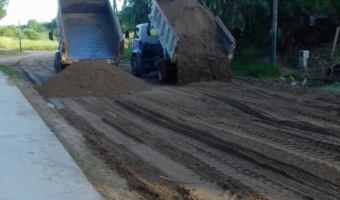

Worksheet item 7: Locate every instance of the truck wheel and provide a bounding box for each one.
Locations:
[54,52,62,73]
[131,54,142,77]
[158,62,170,83]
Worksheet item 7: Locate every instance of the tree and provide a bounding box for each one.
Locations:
[119,0,151,30]
[0,0,8,20]
[27,19,46,32]
[118,0,340,57]
[43,18,58,37]
[43,18,57,30]
[202,0,340,56]
[276,0,340,56]
[201,0,271,51]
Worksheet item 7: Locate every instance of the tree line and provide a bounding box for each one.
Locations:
[119,0,340,57]
[0,1,57,40]
[0,19,57,40]
[0,0,7,20]
[1,0,339,55]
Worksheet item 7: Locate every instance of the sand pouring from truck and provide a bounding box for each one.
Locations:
[51,0,123,73]
[128,0,236,84]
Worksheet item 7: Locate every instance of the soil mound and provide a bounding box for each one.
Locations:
[157,0,231,85]
[38,60,148,97]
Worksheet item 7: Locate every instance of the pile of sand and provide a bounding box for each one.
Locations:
[157,0,231,85]
[38,60,147,97]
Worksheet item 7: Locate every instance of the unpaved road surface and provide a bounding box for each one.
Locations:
[0,51,55,85]
[2,52,340,200]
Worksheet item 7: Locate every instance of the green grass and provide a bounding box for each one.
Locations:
[0,64,15,76]
[121,32,135,63]
[231,61,281,78]
[230,46,281,78]
[122,46,131,63]
[0,36,58,51]
[311,82,340,92]
[325,82,340,88]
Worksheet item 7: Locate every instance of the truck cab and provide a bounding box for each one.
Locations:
[130,23,165,79]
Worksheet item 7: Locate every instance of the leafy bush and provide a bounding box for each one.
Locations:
[27,19,46,32]
[0,27,15,37]
[0,25,18,37]
[122,46,132,62]
[22,29,39,40]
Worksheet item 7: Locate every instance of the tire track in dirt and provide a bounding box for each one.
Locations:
[108,98,340,200]
[189,87,340,155]
[76,97,291,199]
[210,87,340,128]
[142,94,340,163]
[64,94,340,200]
[62,98,233,200]
[213,80,340,119]
[161,87,340,185]
[144,90,340,145]
[102,113,302,200]
[180,86,340,139]
[76,97,311,199]
[140,88,340,161]
[75,97,257,199]
[57,79,340,199]
[202,92,339,138]
[179,86,340,145]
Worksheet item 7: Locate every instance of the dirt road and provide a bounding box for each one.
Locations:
[3,52,340,200]
[0,51,55,85]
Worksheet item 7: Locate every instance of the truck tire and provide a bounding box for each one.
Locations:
[54,52,67,73]
[158,62,170,83]
[54,52,62,73]
[131,54,142,77]
[158,60,177,83]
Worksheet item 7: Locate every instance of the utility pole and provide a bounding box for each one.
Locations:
[270,0,278,66]
[18,21,22,52]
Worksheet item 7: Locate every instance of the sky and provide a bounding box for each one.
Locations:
[0,0,123,26]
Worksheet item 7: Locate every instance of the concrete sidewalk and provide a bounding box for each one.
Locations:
[0,72,101,200]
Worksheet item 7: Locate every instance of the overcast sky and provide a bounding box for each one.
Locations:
[0,0,123,26]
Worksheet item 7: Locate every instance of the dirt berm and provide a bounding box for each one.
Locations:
[38,60,148,98]
[157,0,231,85]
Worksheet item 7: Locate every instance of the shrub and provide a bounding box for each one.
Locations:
[0,26,18,37]
[22,29,39,40]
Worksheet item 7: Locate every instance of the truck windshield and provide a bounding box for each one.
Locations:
[148,28,158,36]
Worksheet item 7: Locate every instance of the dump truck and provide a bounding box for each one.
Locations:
[129,0,236,83]
[52,0,122,73]
[130,23,171,82]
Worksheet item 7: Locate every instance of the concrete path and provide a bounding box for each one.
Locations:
[0,72,101,200]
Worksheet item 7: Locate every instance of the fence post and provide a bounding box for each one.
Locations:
[18,21,22,52]
[330,27,340,60]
